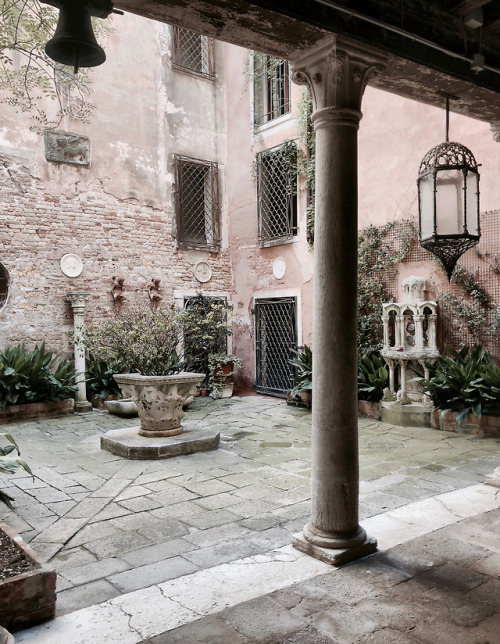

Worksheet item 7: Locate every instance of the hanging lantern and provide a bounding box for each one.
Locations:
[417,96,481,280]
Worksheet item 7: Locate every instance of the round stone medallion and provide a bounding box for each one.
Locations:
[273,257,286,280]
[194,261,212,283]
[60,253,83,278]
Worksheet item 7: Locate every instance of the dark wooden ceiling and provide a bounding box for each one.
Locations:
[115,0,500,122]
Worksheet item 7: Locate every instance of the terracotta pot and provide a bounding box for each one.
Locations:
[114,372,204,437]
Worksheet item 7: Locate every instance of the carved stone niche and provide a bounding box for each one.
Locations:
[44,129,91,166]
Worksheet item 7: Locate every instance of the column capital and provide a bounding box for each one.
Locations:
[66,291,90,314]
[291,36,386,113]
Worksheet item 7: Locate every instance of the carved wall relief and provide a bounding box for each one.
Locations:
[44,129,91,166]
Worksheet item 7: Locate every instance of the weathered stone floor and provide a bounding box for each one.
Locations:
[1,395,499,642]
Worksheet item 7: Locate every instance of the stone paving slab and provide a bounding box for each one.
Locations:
[2,395,499,639]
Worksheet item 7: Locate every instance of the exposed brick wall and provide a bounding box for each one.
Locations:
[0,152,233,358]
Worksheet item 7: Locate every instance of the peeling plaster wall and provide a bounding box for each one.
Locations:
[0,13,232,355]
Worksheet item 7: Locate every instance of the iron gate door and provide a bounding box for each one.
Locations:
[255,297,297,396]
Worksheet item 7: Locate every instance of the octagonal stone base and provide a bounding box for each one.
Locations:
[100,424,220,460]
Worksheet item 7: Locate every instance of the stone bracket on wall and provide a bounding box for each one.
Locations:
[44,129,91,166]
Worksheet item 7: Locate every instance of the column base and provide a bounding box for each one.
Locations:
[74,400,93,413]
[292,531,377,566]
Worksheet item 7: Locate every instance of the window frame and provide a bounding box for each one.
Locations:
[253,53,291,129]
[0,263,9,311]
[256,143,299,247]
[171,26,216,80]
[173,154,221,252]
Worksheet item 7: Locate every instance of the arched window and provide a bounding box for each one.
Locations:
[0,264,9,310]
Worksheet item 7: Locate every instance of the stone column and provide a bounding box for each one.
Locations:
[428,314,438,350]
[414,314,424,350]
[67,291,92,413]
[290,38,385,564]
[396,314,405,348]
[382,314,390,350]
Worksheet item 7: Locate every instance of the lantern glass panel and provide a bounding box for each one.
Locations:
[419,174,434,239]
[436,169,464,235]
[466,172,479,236]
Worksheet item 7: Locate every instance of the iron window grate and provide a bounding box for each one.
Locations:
[174,155,220,251]
[171,26,215,80]
[255,297,297,396]
[253,54,291,128]
[257,144,298,245]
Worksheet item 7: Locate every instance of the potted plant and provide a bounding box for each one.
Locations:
[182,294,233,392]
[208,353,242,398]
[357,352,389,419]
[288,345,312,408]
[85,304,205,437]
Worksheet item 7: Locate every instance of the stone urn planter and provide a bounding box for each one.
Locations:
[114,372,205,437]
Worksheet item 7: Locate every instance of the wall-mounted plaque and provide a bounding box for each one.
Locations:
[273,257,286,280]
[60,254,84,278]
[194,261,212,283]
[45,129,91,166]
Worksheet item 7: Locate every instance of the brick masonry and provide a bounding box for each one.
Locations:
[0,151,233,357]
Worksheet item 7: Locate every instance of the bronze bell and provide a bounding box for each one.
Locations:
[43,1,114,74]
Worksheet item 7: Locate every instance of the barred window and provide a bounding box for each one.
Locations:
[0,263,9,310]
[174,156,220,251]
[253,53,290,128]
[171,26,215,80]
[257,143,298,246]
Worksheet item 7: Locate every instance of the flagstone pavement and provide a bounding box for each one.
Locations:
[1,395,499,643]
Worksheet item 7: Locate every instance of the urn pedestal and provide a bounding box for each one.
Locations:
[114,372,204,437]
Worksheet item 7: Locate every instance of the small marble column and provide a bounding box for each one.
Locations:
[396,315,405,348]
[414,314,424,350]
[67,291,92,413]
[290,38,385,565]
[382,314,390,350]
[428,314,438,350]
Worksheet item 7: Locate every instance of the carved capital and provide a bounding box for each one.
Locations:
[66,291,90,314]
[291,37,386,113]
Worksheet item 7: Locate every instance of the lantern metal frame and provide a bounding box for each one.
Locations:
[417,96,481,280]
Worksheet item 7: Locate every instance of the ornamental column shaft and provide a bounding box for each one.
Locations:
[291,38,385,564]
[67,291,92,413]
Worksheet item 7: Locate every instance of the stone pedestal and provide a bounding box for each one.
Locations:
[290,38,385,562]
[66,291,92,413]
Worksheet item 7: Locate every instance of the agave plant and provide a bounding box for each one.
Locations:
[289,345,312,396]
[357,353,389,402]
[0,343,77,408]
[0,433,32,508]
[85,355,123,401]
[418,345,500,426]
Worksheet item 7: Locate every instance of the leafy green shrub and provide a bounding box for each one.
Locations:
[85,355,123,401]
[0,343,76,408]
[289,345,312,396]
[357,353,389,402]
[1,433,32,508]
[183,295,233,385]
[419,345,500,425]
[85,305,185,377]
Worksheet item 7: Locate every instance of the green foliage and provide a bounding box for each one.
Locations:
[85,355,123,400]
[0,0,111,129]
[289,345,312,396]
[357,221,417,354]
[438,294,488,340]
[451,265,490,305]
[418,345,500,425]
[208,353,242,398]
[357,353,389,402]
[296,89,315,245]
[85,305,187,377]
[0,433,33,508]
[0,343,76,408]
[183,294,233,385]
